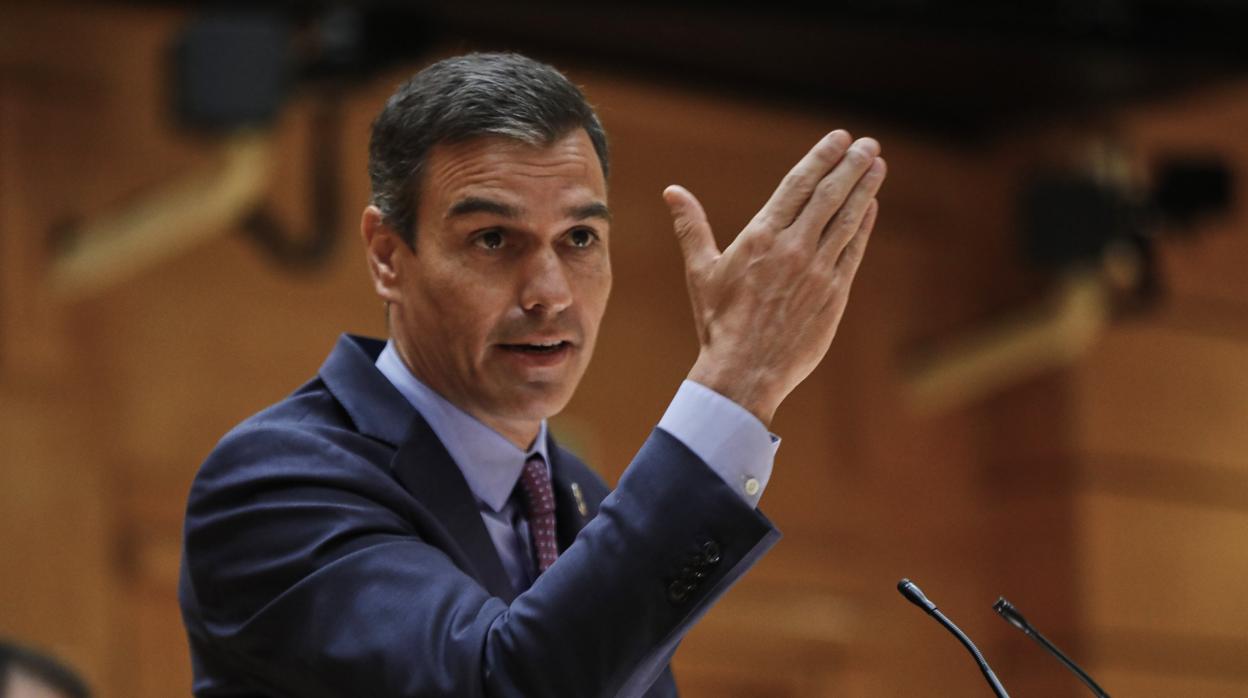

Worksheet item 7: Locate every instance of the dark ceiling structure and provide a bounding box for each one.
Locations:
[142,1,1243,283]
[148,0,1248,140]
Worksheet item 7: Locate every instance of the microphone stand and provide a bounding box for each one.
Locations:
[993,598,1110,697]
[898,579,1011,697]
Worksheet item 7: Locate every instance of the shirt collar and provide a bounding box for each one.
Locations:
[376,340,549,513]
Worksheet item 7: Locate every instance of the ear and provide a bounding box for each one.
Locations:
[360,205,407,303]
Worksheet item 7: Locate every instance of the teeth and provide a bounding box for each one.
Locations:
[530,341,562,347]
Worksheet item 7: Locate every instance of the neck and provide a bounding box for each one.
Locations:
[390,335,542,451]
[492,420,543,451]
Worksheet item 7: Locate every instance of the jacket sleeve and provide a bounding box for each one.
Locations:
[181,425,780,697]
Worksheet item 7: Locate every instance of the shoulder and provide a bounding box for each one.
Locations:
[192,378,399,501]
[183,380,421,623]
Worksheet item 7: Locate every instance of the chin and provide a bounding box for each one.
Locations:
[502,385,576,421]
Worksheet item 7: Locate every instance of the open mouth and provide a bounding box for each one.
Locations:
[499,341,570,354]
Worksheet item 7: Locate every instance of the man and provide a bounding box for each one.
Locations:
[180,52,885,697]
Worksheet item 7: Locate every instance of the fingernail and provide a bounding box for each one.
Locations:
[828,130,851,146]
[854,137,880,156]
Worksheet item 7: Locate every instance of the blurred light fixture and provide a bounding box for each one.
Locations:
[905,144,1232,412]
[48,6,435,295]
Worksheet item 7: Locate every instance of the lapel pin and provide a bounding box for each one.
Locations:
[570,482,589,518]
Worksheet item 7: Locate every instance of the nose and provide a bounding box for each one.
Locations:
[519,247,573,315]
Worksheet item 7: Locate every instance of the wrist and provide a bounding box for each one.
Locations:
[687,353,778,427]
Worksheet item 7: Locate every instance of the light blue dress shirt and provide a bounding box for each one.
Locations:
[376,340,777,591]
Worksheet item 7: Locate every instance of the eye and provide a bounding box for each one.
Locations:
[474,229,505,250]
[568,227,599,248]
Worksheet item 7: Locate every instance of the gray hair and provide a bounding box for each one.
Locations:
[367,52,610,246]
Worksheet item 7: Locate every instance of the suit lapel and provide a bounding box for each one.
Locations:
[547,440,601,552]
[390,413,519,603]
[320,334,518,601]
[318,334,412,446]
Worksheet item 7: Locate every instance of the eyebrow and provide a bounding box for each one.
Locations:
[568,201,612,223]
[447,197,519,220]
[445,197,612,223]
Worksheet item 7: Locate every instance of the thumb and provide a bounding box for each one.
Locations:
[663,185,717,274]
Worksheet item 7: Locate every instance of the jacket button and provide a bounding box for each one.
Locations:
[668,580,693,603]
[700,540,721,566]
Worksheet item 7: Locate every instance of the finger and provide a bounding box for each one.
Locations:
[755,130,853,229]
[835,197,878,279]
[663,184,718,275]
[791,138,882,245]
[817,156,886,256]
[816,199,877,323]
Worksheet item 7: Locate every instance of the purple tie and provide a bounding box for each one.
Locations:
[518,454,559,575]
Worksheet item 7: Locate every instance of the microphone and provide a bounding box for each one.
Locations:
[993,597,1110,697]
[897,578,1010,698]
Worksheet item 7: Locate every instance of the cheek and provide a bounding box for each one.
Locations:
[583,264,612,319]
[406,269,477,339]
[428,276,509,344]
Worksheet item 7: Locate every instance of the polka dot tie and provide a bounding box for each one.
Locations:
[518,454,559,575]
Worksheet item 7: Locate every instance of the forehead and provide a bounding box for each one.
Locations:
[418,130,607,216]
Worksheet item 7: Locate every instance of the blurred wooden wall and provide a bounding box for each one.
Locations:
[2,4,1246,697]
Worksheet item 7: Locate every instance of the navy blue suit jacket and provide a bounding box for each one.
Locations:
[180,335,780,697]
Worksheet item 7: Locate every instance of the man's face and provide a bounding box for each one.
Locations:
[382,129,611,446]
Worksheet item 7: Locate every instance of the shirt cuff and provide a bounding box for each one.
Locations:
[657,380,780,508]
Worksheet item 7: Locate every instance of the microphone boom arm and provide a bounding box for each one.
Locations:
[994,597,1110,697]
[898,579,1011,698]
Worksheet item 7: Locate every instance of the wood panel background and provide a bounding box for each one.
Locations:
[2,4,1246,696]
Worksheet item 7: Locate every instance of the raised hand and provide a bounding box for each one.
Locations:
[663,130,885,426]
